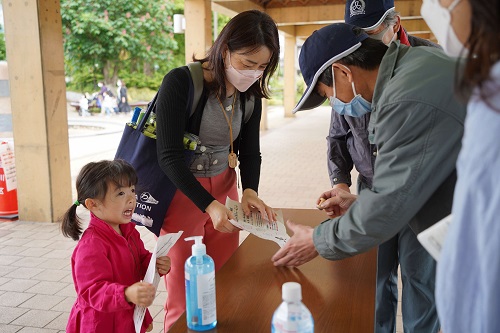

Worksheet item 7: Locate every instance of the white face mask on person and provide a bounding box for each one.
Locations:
[421,0,467,57]
[329,64,372,118]
[369,24,397,46]
[225,52,264,92]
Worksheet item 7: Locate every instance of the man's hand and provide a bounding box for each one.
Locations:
[317,187,358,218]
[271,220,318,267]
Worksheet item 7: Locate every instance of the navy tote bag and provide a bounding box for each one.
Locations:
[114,93,194,236]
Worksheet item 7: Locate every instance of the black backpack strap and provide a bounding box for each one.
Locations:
[244,95,254,123]
[187,62,204,118]
[180,62,208,136]
[188,88,208,136]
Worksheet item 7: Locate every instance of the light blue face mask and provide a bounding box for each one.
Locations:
[329,64,372,117]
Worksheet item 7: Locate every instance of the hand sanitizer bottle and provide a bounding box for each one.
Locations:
[184,236,217,331]
[271,282,314,333]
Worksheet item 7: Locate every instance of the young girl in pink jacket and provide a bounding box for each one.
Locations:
[61,159,171,333]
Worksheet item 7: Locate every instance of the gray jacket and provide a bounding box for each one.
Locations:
[314,42,466,260]
[327,32,441,189]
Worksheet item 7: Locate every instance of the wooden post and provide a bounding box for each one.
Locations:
[3,0,72,222]
[185,0,213,64]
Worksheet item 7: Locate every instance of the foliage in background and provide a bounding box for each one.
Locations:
[215,13,231,36]
[0,24,5,61]
[61,0,178,94]
[60,2,287,106]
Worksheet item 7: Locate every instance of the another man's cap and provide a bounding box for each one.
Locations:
[344,0,395,30]
[292,23,368,114]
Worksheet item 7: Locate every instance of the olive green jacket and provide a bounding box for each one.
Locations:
[313,42,466,260]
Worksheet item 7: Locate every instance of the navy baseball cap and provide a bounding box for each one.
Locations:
[292,23,369,114]
[345,0,395,30]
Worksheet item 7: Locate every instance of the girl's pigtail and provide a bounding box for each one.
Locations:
[60,201,83,241]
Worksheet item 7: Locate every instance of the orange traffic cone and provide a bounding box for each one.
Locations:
[0,141,18,220]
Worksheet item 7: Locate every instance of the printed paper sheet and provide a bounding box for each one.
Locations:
[225,197,289,247]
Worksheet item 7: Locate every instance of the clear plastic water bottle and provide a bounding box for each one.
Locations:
[271,282,314,333]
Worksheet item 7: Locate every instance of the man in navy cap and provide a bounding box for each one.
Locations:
[326,2,441,332]
[272,23,466,333]
[345,0,438,47]
[328,1,440,198]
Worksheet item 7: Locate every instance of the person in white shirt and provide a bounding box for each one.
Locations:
[421,0,500,332]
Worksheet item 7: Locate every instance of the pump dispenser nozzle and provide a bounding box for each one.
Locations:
[185,236,206,257]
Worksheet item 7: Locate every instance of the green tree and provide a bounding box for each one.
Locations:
[61,0,177,91]
[0,24,6,61]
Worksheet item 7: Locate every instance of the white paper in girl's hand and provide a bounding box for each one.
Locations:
[133,231,183,333]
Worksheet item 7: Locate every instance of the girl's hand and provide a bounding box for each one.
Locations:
[124,281,155,307]
[156,256,171,276]
[146,323,153,332]
[205,200,240,233]
[241,189,276,222]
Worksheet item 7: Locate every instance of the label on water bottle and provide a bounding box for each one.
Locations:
[271,303,314,333]
[197,272,216,325]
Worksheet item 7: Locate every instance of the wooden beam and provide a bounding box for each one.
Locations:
[295,24,327,38]
[393,0,425,16]
[212,0,263,16]
[210,0,425,26]
[400,17,431,32]
[267,5,345,25]
[280,18,431,39]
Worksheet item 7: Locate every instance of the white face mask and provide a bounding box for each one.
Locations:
[421,0,467,57]
[225,52,264,92]
[369,25,397,46]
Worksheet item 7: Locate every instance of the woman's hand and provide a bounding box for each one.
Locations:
[241,189,276,222]
[205,200,241,233]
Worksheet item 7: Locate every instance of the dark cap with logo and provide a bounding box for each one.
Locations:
[344,0,395,30]
[292,23,369,113]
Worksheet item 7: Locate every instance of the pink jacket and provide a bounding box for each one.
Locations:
[67,214,153,333]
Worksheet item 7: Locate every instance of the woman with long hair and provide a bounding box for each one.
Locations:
[422,0,500,331]
[154,10,280,330]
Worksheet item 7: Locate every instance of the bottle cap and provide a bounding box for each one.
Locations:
[282,282,302,302]
[131,107,142,124]
[185,236,206,256]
